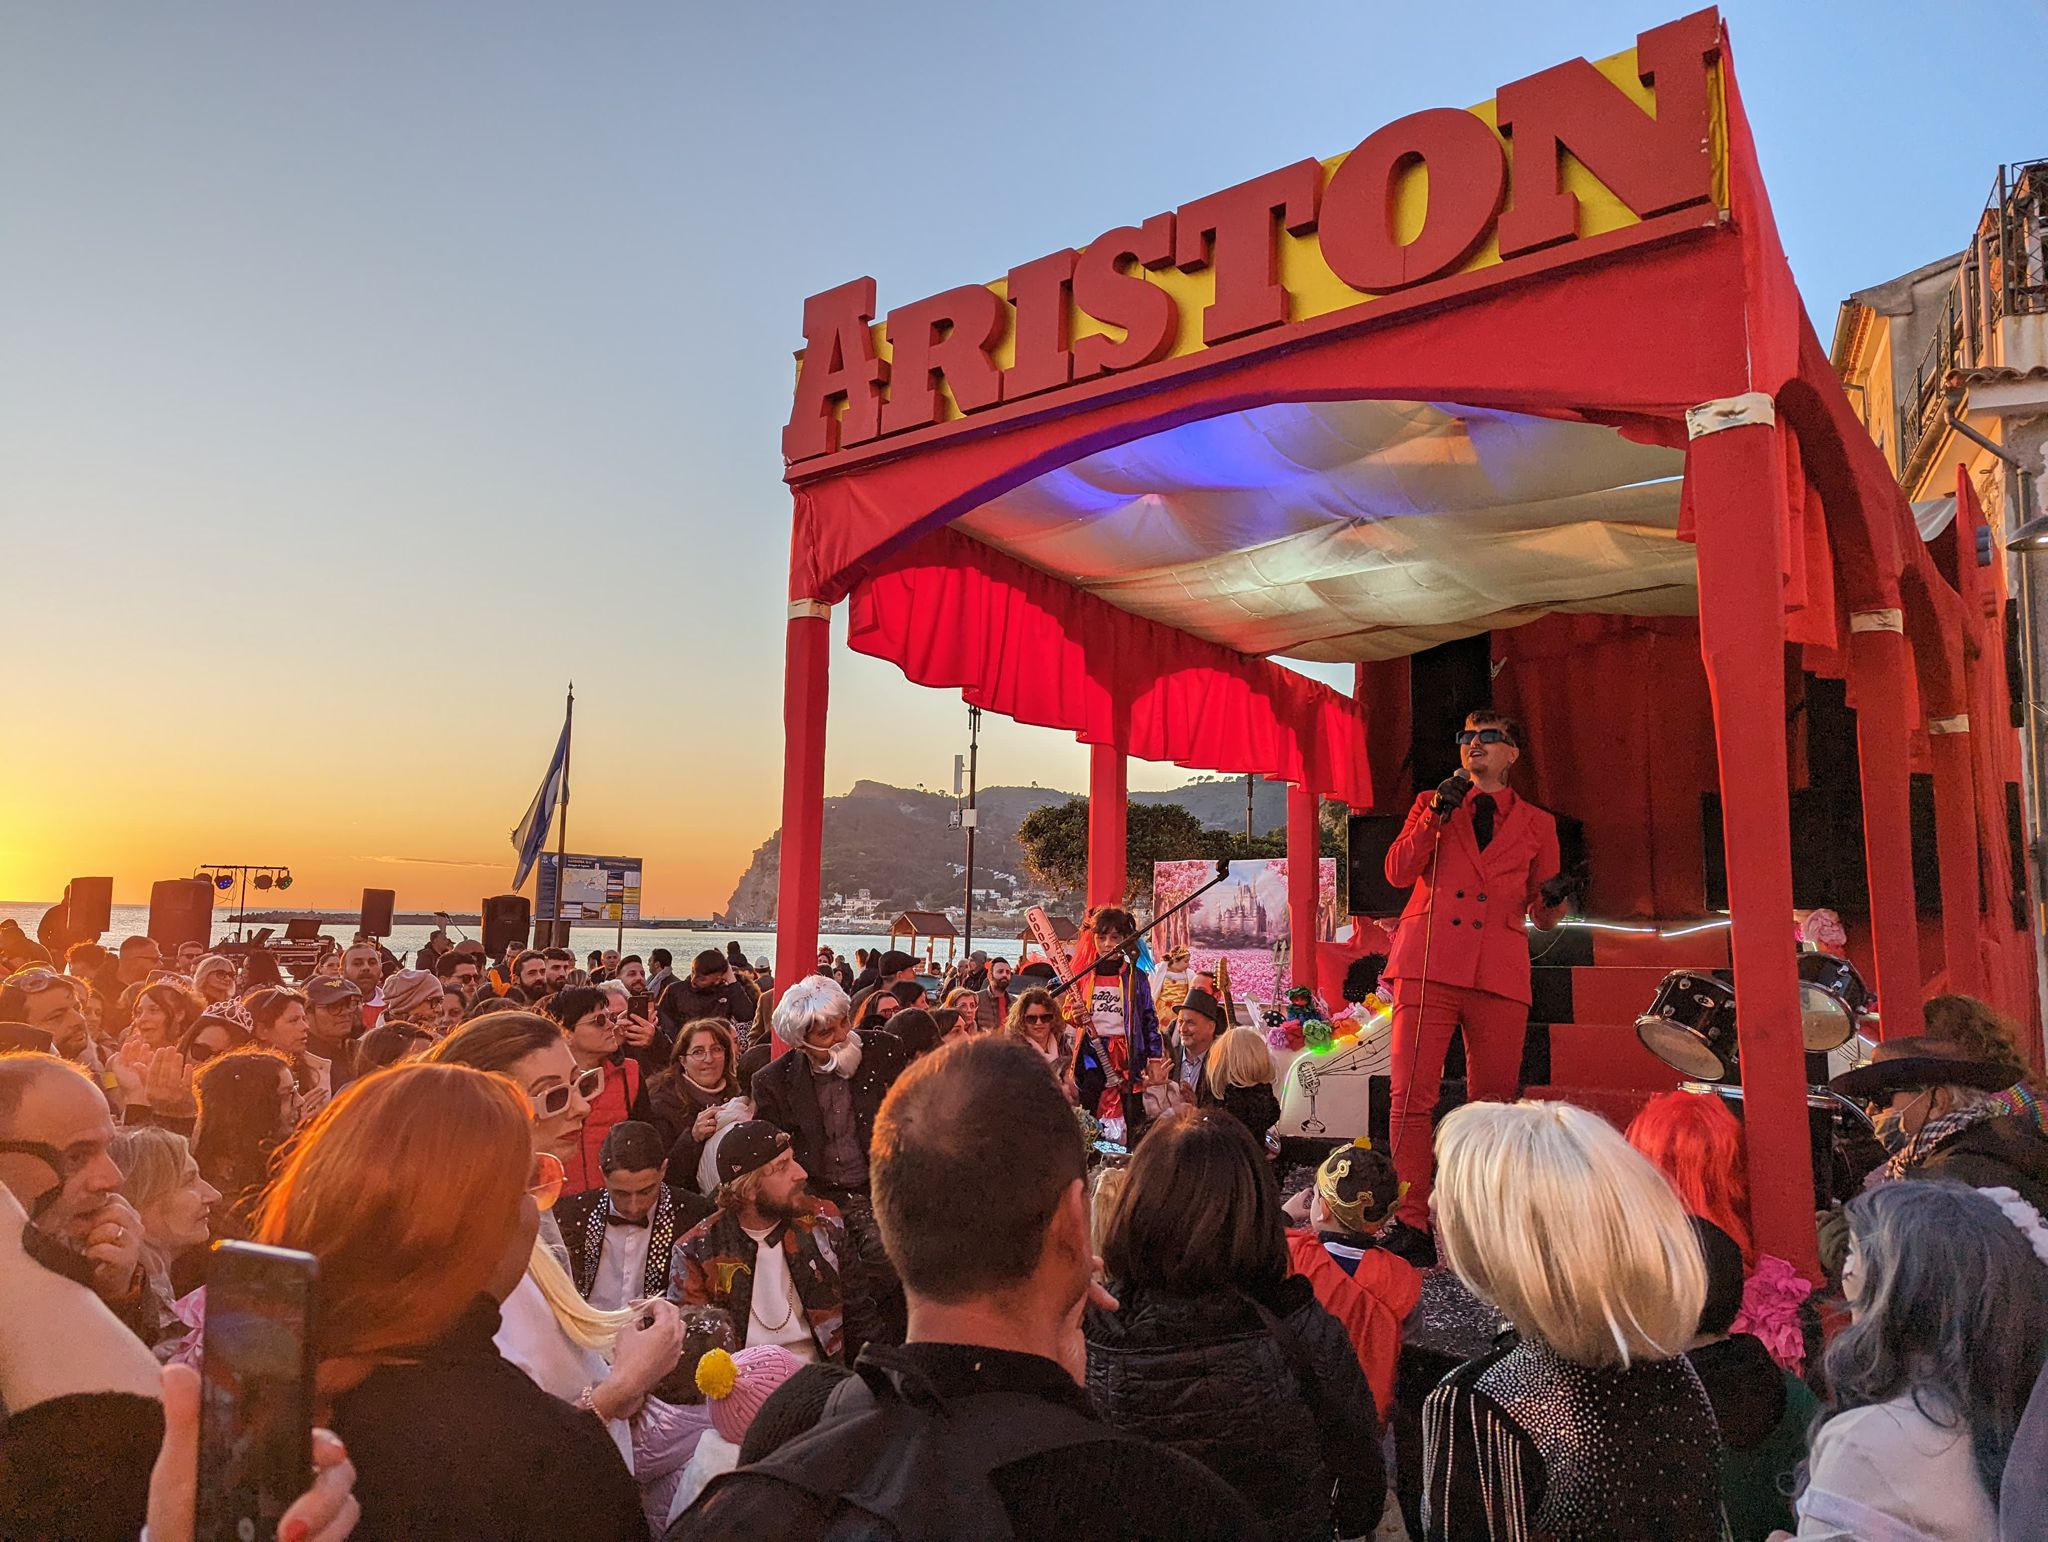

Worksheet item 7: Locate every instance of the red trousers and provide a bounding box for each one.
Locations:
[1386,979,1528,1228]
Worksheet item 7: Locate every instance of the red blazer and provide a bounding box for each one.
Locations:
[1381,787,1563,1005]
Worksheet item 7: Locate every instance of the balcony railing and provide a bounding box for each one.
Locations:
[1898,158,2048,473]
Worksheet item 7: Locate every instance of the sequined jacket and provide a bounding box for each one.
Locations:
[667,1201,846,1363]
[1422,1339,1727,1542]
[556,1181,715,1303]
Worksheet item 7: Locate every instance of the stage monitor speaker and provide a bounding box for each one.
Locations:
[64,877,113,937]
[482,895,531,957]
[360,888,396,938]
[147,879,214,953]
[1346,814,1415,918]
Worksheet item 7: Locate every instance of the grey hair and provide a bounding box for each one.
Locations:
[772,975,850,1046]
[1820,1180,2048,1499]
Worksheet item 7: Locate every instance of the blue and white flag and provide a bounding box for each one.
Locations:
[510,716,570,890]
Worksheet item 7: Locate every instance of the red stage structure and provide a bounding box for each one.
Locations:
[771,10,2034,1276]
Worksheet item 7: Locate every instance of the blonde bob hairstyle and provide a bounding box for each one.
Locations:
[1433,1099,1704,1369]
[1206,1025,1275,1101]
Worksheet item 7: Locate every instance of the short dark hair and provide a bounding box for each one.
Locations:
[649,949,673,970]
[692,949,726,977]
[541,948,574,964]
[871,1036,1085,1303]
[877,950,915,977]
[1464,707,1524,747]
[1102,1107,1286,1294]
[600,1120,666,1174]
[433,951,473,980]
[119,935,160,956]
[1086,906,1136,940]
[618,955,643,969]
[887,980,925,1009]
[66,942,110,973]
[511,949,545,976]
[542,986,609,1032]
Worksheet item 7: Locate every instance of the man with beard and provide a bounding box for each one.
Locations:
[0,970,92,1063]
[340,940,387,1029]
[303,977,366,1092]
[670,1121,847,1364]
[0,1054,148,1338]
[976,954,1014,1033]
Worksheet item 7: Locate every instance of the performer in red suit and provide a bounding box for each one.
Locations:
[1382,711,1571,1240]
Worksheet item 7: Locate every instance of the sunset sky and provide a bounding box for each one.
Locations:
[3,1,2039,915]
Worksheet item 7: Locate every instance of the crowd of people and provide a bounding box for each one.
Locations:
[7,908,2048,1540]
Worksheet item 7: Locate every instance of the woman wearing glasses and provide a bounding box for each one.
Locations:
[647,1018,744,1180]
[256,1062,650,1540]
[1005,987,1073,1079]
[428,1014,695,1532]
[1380,710,1572,1254]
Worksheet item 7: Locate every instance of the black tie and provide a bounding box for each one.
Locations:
[1471,793,1496,851]
[606,1212,650,1230]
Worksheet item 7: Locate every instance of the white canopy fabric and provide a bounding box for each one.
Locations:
[954,399,1691,661]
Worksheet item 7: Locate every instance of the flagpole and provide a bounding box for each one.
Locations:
[555,683,573,945]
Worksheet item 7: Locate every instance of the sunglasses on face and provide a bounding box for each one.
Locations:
[527,1151,565,1212]
[1023,1011,1057,1024]
[1455,728,1514,747]
[532,1063,604,1119]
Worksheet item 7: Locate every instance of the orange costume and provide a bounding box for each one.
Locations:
[1284,1228,1421,1418]
[1382,784,1564,1227]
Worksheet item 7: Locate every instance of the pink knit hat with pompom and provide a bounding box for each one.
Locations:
[695,1344,805,1444]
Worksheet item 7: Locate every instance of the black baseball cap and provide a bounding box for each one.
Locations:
[715,1121,791,1186]
[306,977,363,1008]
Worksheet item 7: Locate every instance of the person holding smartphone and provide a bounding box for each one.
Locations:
[256,1062,649,1539]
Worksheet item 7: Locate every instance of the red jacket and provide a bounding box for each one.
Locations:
[1285,1228,1422,1418]
[1381,786,1563,1005]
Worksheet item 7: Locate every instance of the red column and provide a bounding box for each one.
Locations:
[1930,708,1984,998]
[1687,406,1820,1280]
[1287,784,1321,991]
[1849,618,1925,1028]
[773,603,832,1027]
[1087,741,1128,909]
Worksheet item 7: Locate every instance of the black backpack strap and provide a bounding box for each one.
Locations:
[734,1352,1120,1542]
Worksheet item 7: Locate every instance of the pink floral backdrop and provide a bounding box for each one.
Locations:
[1151,858,1338,1007]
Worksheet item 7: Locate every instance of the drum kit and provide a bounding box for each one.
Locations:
[1634,952,1883,1205]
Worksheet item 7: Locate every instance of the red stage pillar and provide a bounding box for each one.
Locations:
[1930,705,1984,998]
[773,602,832,1027]
[1288,784,1321,990]
[1849,617,1925,1028]
[1087,741,1128,909]
[1686,397,1820,1280]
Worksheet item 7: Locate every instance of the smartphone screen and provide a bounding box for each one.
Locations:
[198,1241,318,1542]
[628,991,651,1019]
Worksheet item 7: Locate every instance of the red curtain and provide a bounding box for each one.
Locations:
[848,527,1375,804]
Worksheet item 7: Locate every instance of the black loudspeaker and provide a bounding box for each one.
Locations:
[360,888,396,938]
[1346,814,1415,918]
[147,879,214,953]
[64,877,113,936]
[1409,634,1495,791]
[482,895,531,957]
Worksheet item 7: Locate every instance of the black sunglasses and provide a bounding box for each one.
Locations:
[1455,728,1515,747]
[533,1064,604,1118]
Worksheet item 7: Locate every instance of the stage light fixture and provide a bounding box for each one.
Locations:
[276,872,293,890]
[254,874,273,891]
[214,873,235,892]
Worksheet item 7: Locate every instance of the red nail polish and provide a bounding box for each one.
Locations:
[280,1521,308,1542]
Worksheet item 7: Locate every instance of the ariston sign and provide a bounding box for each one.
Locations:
[784,9,1729,471]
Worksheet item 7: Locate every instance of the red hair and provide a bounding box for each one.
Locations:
[1624,1090,1753,1263]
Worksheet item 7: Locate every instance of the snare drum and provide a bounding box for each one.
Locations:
[1635,971,1739,1082]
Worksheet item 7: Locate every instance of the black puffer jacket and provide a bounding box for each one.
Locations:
[1084,1271,1382,1542]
